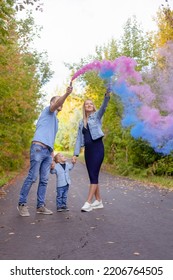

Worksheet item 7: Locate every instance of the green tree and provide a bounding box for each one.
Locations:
[119,16,155,70]
[14,0,43,12]
[54,93,83,152]
[0,0,15,44]
[0,0,53,180]
[154,6,173,47]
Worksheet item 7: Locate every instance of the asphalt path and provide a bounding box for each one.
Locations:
[0,160,173,260]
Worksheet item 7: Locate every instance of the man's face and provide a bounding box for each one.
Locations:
[51,96,63,112]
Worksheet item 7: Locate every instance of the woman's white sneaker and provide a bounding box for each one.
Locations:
[91,200,104,209]
[81,202,92,212]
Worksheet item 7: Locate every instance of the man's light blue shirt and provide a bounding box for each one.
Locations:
[33,106,58,149]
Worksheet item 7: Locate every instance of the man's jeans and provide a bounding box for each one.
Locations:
[19,144,52,208]
[56,185,69,208]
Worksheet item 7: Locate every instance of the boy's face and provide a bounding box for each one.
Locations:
[55,153,66,163]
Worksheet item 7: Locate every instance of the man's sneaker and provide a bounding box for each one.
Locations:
[61,206,69,212]
[36,206,53,215]
[91,200,104,209]
[81,202,92,212]
[57,207,63,212]
[17,204,30,217]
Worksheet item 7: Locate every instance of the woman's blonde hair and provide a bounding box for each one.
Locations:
[82,99,96,127]
[54,153,61,163]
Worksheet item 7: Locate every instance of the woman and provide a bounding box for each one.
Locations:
[73,88,111,212]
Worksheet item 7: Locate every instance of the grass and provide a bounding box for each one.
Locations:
[62,151,173,190]
[132,174,173,189]
[0,171,20,188]
[1,150,173,190]
[0,156,30,189]
[102,162,173,190]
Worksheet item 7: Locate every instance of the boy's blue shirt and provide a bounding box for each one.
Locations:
[50,162,74,188]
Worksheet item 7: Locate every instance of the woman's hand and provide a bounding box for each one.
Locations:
[105,87,111,97]
[72,156,77,164]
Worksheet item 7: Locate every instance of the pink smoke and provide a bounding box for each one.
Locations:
[71,60,102,81]
[70,43,173,154]
[71,56,141,83]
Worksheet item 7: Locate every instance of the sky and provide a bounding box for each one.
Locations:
[31,0,173,94]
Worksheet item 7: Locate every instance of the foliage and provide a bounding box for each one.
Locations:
[148,154,173,176]
[54,94,83,152]
[14,0,43,12]
[154,6,173,47]
[119,16,155,70]
[0,0,15,44]
[0,0,53,179]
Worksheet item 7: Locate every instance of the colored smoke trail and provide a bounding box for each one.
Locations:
[71,42,173,155]
[71,56,142,83]
[114,82,173,155]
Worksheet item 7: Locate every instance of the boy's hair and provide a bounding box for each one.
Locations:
[54,153,61,163]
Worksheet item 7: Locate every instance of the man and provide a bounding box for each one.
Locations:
[17,84,73,216]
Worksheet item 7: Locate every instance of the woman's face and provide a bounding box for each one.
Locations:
[84,100,94,113]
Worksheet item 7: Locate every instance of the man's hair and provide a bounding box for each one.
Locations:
[50,96,56,103]
[50,96,61,104]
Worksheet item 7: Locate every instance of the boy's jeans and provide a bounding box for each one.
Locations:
[56,185,69,208]
[19,143,52,208]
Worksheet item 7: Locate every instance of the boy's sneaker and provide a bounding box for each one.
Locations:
[17,204,30,217]
[57,207,63,212]
[91,200,104,209]
[81,202,92,212]
[36,206,53,215]
[61,206,69,212]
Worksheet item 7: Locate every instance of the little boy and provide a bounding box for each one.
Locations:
[50,153,76,212]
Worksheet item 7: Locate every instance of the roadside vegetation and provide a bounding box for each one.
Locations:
[0,0,173,190]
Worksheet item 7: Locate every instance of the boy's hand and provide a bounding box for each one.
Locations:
[105,87,111,96]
